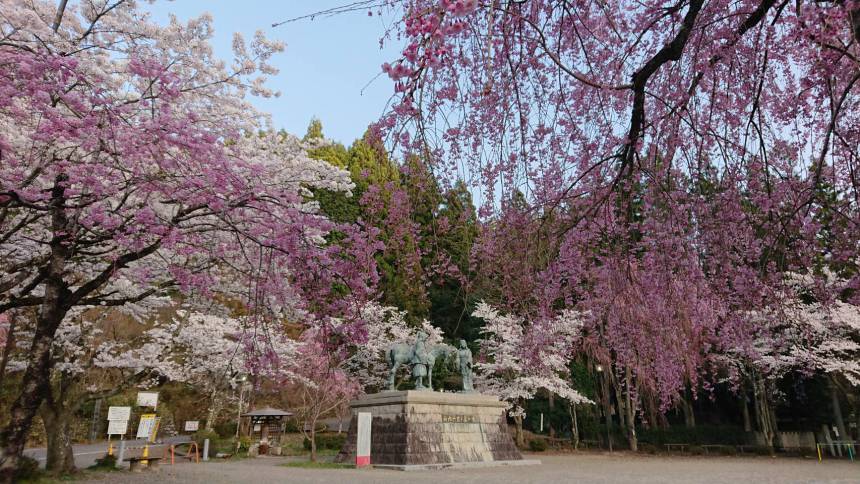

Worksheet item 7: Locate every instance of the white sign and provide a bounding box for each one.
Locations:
[184,420,199,432]
[136,414,157,439]
[136,392,159,408]
[356,412,372,467]
[107,420,128,435]
[106,406,131,421]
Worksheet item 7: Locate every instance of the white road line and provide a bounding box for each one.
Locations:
[30,450,106,461]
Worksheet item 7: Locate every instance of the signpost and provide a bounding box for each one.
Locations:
[106,405,132,456]
[137,414,158,440]
[107,420,129,436]
[107,406,131,422]
[136,392,159,409]
[356,412,372,467]
[184,420,199,432]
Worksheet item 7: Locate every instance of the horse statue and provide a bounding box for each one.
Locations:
[386,340,455,391]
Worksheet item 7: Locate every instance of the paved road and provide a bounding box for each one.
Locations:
[74,452,860,483]
[24,436,191,469]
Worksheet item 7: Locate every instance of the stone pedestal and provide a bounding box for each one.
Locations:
[335,391,539,470]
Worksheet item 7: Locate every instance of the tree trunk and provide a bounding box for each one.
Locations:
[624,369,637,451]
[600,369,614,452]
[741,384,752,432]
[205,390,222,431]
[309,426,317,462]
[830,381,847,441]
[0,175,73,483]
[513,414,525,448]
[681,388,696,428]
[0,308,66,482]
[548,393,555,438]
[0,311,18,389]
[568,403,579,449]
[39,405,75,475]
[753,374,777,454]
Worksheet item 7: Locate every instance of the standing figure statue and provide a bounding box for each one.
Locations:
[410,331,432,390]
[457,339,474,392]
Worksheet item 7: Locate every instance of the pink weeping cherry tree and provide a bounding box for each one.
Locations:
[377,0,860,449]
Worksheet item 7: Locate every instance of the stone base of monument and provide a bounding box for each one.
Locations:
[334,390,540,470]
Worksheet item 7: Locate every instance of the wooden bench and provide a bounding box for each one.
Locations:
[665,443,688,453]
[702,444,730,454]
[127,456,163,472]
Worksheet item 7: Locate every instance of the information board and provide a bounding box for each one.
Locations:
[107,420,128,435]
[106,406,131,421]
[136,414,157,439]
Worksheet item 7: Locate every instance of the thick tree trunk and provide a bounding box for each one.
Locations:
[40,405,75,475]
[0,308,66,482]
[753,374,777,454]
[513,414,525,448]
[680,388,696,428]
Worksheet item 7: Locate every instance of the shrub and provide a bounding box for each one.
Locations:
[90,453,118,470]
[720,446,738,456]
[213,421,237,439]
[284,419,300,433]
[638,443,658,455]
[303,433,347,451]
[528,439,548,452]
[689,445,705,455]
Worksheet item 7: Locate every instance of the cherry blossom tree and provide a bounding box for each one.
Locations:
[286,332,360,462]
[378,0,860,434]
[2,296,171,473]
[472,302,591,446]
[0,2,375,477]
[337,302,443,392]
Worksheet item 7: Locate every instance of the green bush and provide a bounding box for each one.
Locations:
[89,453,118,470]
[303,433,347,451]
[213,421,237,439]
[638,443,658,454]
[528,438,548,452]
[689,445,705,455]
[284,419,300,433]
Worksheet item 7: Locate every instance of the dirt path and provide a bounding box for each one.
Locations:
[77,452,860,483]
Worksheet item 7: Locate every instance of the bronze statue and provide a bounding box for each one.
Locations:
[386,332,454,391]
[457,339,474,392]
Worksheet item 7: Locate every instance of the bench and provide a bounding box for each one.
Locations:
[665,443,688,453]
[127,456,163,472]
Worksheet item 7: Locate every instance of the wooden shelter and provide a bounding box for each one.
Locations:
[239,407,293,445]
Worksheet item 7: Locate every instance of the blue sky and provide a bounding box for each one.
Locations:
[145,1,401,145]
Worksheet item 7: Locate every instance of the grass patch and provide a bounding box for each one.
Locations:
[282,461,353,469]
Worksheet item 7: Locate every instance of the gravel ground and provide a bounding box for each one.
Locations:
[77,452,860,484]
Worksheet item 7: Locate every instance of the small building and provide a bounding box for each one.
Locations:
[240,407,294,446]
